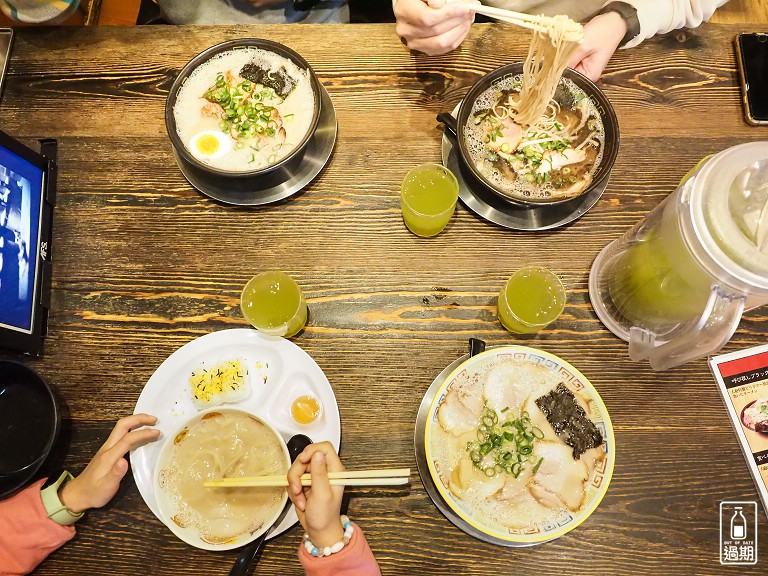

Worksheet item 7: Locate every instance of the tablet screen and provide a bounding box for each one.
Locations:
[0,143,44,334]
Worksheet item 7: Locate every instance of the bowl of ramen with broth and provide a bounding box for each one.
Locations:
[154,408,290,550]
[166,39,321,180]
[425,346,614,545]
[438,63,619,206]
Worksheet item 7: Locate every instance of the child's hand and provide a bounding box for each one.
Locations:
[395,0,477,56]
[287,442,345,548]
[568,11,627,82]
[59,414,161,514]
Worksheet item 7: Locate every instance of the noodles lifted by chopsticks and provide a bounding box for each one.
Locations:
[514,15,584,128]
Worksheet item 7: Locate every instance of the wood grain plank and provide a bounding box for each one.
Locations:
[2,23,766,576]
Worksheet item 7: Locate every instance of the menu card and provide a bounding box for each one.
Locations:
[711,344,768,517]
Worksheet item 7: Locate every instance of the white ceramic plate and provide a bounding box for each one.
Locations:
[131,329,341,546]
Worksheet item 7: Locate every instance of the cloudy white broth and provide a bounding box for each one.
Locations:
[173,47,316,172]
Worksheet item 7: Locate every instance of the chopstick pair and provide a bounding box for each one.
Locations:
[455,2,583,41]
[203,468,411,488]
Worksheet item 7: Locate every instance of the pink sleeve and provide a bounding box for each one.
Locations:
[299,523,381,576]
[0,480,75,576]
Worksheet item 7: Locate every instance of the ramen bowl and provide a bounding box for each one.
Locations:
[425,346,615,546]
[153,407,290,551]
[166,38,322,185]
[438,62,619,208]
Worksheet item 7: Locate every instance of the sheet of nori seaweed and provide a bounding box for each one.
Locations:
[239,64,298,99]
[535,383,604,459]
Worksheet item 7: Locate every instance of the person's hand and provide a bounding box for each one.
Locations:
[395,0,477,56]
[287,442,346,548]
[568,11,628,82]
[59,414,161,514]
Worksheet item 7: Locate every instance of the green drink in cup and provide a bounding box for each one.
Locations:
[241,271,308,338]
[497,266,566,334]
[401,163,459,237]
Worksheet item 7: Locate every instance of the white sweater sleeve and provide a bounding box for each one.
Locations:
[619,0,730,48]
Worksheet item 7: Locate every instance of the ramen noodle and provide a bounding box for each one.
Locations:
[466,75,604,202]
[515,15,583,128]
[462,16,605,202]
[174,47,316,172]
[158,412,287,544]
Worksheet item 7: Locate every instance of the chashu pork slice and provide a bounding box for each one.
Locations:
[449,457,505,501]
[494,472,554,529]
[483,363,531,416]
[486,117,523,154]
[529,441,590,511]
[437,381,484,437]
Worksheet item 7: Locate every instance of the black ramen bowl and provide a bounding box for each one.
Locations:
[438,62,619,208]
[165,38,322,186]
[0,361,59,498]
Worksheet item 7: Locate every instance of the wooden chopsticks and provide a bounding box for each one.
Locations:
[458,3,583,41]
[465,3,549,33]
[203,468,411,488]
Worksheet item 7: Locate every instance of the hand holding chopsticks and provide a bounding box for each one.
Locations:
[291,442,406,550]
[204,468,411,488]
[393,0,476,56]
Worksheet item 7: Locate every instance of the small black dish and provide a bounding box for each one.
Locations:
[0,360,59,499]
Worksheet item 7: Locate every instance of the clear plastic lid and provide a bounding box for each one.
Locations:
[729,158,768,263]
[693,142,768,292]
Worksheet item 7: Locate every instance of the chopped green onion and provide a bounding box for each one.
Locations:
[467,405,545,478]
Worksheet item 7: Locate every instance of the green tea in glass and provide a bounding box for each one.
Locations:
[241,271,308,338]
[401,163,459,237]
[497,266,566,333]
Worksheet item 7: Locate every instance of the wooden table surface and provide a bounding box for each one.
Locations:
[2,22,767,576]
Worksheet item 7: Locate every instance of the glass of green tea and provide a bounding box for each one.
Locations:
[497,266,566,334]
[401,163,459,237]
[240,271,308,338]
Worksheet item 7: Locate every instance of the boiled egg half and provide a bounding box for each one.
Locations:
[188,130,232,160]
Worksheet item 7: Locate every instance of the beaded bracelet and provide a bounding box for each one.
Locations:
[303,515,354,558]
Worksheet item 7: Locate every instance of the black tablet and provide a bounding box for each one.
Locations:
[0,131,55,356]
